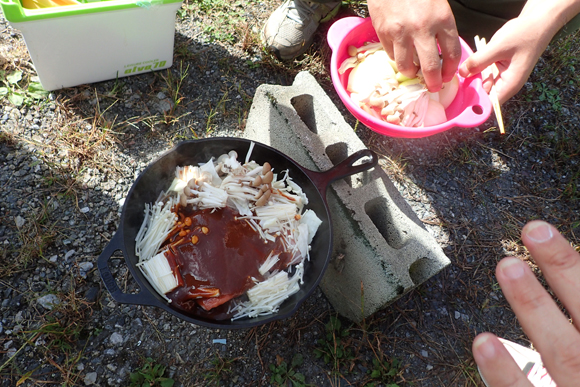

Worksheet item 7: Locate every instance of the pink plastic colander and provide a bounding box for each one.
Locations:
[328,17,492,138]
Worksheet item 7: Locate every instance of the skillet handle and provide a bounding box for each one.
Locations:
[309,149,378,196]
[97,231,161,307]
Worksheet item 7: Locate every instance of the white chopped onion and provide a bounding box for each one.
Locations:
[137,250,179,296]
[230,263,304,319]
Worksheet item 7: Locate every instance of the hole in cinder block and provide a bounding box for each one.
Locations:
[325,142,353,187]
[364,197,407,249]
[409,257,433,285]
[291,94,317,134]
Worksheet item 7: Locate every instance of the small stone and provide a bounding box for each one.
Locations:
[84,372,97,385]
[454,311,461,319]
[37,294,61,310]
[15,216,25,228]
[80,207,90,213]
[85,287,99,303]
[421,350,428,357]
[104,349,116,356]
[6,348,16,358]
[426,365,434,371]
[110,332,123,345]
[79,262,94,272]
[49,255,58,263]
[64,250,76,260]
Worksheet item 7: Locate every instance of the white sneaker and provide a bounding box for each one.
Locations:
[261,0,341,60]
[479,338,557,387]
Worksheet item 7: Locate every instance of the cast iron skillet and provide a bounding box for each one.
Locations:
[98,138,377,329]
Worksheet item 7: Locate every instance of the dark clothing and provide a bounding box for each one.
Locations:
[449,0,580,47]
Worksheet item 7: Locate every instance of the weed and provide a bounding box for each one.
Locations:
[9,288,95,386]
[176,1,196,18]
[203,353,235,386]
[0,129,16,145]
[536,82,562,111]
[159,61,189,120]
[35,317,84,353]
[269,353,310,387]
[7,198,59,272]
[107,76,125,97]
[313,316,354,375]
[129,357,175,387]
[20,104,121,179]
[563,168,580,201]
[365,357,401,387]
[205,90,230,133]
[0,69,49,106]
[179,0,252,44]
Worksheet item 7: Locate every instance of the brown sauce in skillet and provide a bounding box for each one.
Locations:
[164,206,291,319]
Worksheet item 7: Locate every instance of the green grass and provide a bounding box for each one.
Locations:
[0,69,49,106]
[313,316,355,375]
[269,353,310,387]
[129,357,175,387]
[202,353,236,386]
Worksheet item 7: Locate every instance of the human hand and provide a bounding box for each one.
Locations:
[473,220,580,386]
[458,14,552,104]
[367,0,461,92]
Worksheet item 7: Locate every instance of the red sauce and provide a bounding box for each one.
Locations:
[164,206,291,319]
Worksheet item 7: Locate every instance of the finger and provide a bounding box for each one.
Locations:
[392,39,419,80]
[413,36,442,92]
[379,39,396,65]
[481,76,493,94]
[473,333,533,387]
[437,32,461,83]
[521,220,580,331]
[496,256,580,386]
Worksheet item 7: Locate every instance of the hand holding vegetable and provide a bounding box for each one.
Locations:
[367,0,461,93]
[459,0,580,104]
[473,220,580,386]
[458,16,551,104]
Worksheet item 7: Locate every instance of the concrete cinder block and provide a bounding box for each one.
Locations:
[243,71,450,322]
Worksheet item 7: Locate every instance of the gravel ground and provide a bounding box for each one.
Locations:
[1,2,579,387]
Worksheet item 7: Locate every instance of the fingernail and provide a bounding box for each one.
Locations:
[525,221,553,243]
[473,334,496,359]
[500,257,525,280]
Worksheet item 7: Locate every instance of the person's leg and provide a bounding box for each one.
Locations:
[448,0,526,47]
[261,0,341,60]
[450,0,580,48]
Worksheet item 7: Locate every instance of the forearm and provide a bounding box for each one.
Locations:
[520,0,580,41]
